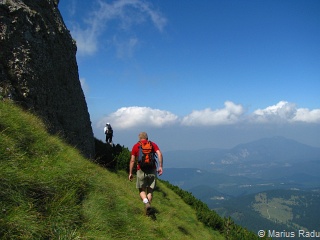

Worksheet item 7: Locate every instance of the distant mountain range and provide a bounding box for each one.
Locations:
[163,136,320,187]
[160,136,320,234]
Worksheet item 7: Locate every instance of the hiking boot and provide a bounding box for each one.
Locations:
[145,202,151,216]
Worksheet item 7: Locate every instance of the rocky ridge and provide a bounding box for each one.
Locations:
[0,0,95,158]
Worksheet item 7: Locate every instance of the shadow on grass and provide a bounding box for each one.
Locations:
[147,207,159,221]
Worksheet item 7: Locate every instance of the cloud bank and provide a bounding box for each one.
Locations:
[181,101,244,126]
[98,101,320,129]
[252,101,320,123]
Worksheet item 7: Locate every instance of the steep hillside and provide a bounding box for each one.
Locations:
[0,101,225,239]
[0,0,94,158]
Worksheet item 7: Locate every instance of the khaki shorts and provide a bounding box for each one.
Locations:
[136,169,157,189]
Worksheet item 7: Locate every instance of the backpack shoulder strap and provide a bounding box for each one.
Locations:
[148,141,155,152]
[138,141,143,162]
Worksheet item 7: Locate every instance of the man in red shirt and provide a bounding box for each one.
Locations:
[129,132,163,215]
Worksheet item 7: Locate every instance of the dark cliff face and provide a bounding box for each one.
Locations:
[0,0,95,158]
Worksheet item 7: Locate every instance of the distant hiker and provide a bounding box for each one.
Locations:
[104,123,113,144]
[129,132,163,216]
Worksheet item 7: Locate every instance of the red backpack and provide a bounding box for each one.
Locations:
[138,141,156,170]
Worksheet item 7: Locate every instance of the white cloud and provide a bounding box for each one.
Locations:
[181,101,245,126]
[252,101,320,123]
[72,26,98,56]
[96,101,320,131]
[252,101,296,123]
[98,106,178,129]
[112,36,139,59]
[70,0,166,56]
[80,77,89,95]
[293,108,320,123]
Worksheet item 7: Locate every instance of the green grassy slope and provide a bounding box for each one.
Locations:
[0,101,223,239]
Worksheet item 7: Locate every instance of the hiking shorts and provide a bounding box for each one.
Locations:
[136,169,157,189]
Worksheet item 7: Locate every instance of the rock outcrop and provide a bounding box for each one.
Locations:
[0,0,95,158]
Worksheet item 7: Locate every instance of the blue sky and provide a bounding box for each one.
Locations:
[58,0,320,151]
